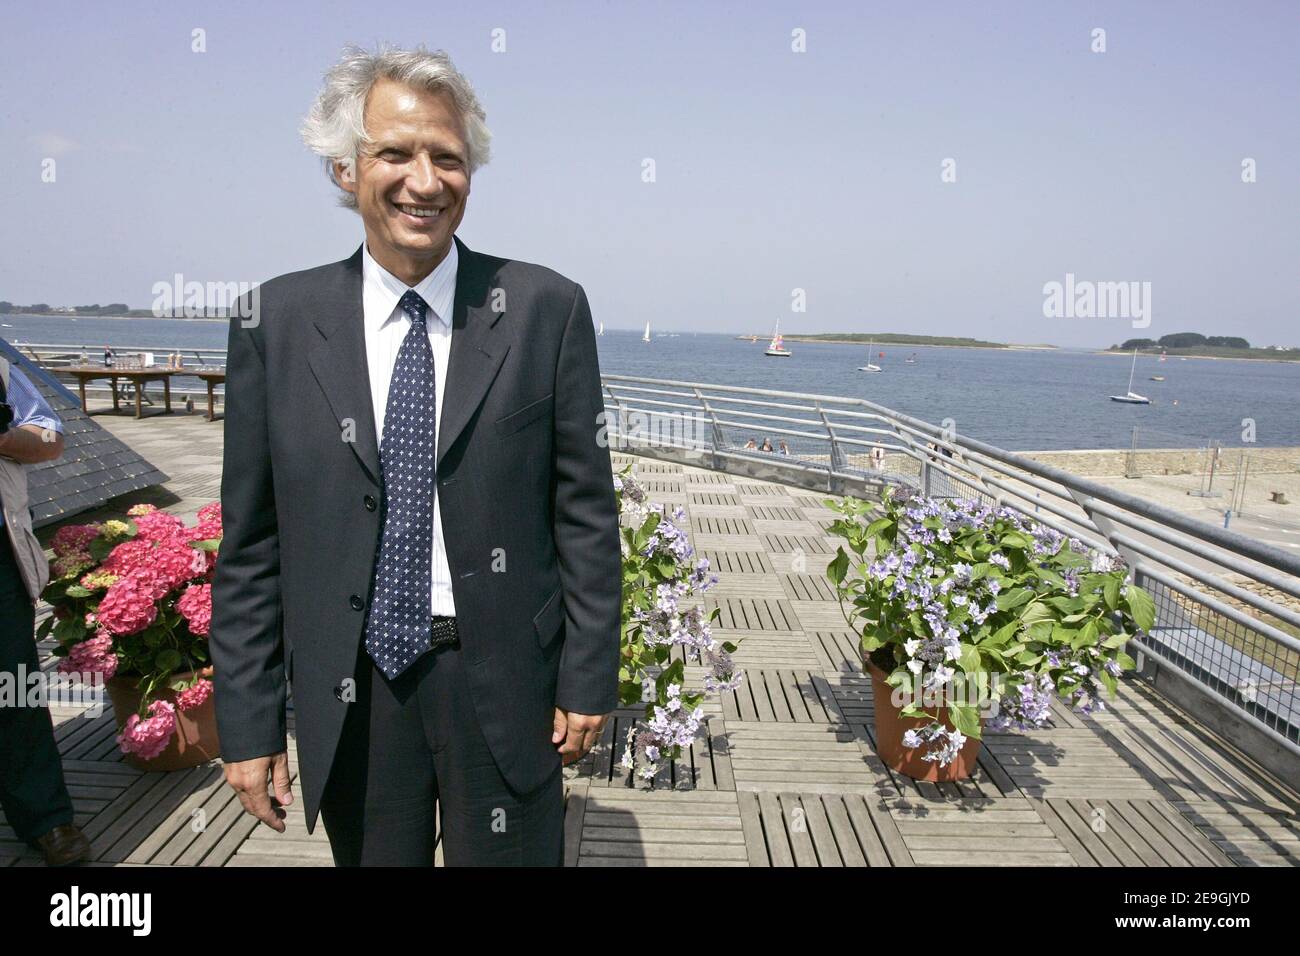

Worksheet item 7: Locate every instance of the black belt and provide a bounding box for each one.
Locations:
[430,615,459,649]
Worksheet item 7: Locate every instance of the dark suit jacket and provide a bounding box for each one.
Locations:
[209,236,621,834]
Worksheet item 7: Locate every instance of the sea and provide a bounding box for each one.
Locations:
[3,315,1297,452]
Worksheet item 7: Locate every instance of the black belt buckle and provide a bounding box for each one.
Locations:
[429,615,459,649]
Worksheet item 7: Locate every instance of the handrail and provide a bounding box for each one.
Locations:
[601,372,1300,765]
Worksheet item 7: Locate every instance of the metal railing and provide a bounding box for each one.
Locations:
[600,373,1300,778]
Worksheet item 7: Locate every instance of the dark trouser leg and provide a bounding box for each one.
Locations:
[318,642,439,866]
[0,535,74,844]
[420,646,564,867]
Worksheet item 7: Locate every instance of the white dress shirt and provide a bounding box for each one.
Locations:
[361,240,459,616]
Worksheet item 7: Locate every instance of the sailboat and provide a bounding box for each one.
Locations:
[597,320,604,336]
[764,321,791,357]
[642,321,651,343]
[1110,348,1150,404]
[857,340,882,372]
[904,352,917,364]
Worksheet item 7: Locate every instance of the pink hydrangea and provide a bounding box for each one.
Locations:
[95,573,160,635]
[79,570,120,591]
[175,677,213,712]
[191,502,222,542]
[102,539,155,576]
[51,524,101,558]
[117,699,176,760]
[132,509,188,546]
[58,633,119,679]
[52,550,95,580]
[177,583,212,636]
[150,543,203,592]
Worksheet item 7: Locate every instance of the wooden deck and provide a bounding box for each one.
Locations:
[4,413,1297,866]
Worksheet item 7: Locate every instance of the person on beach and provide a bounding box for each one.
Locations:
[209,45,620,866]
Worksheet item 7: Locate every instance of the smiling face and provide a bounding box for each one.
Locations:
[335,78,471,286]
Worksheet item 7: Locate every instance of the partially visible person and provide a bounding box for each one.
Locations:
[0,357,90,866]
[760,437,774,452]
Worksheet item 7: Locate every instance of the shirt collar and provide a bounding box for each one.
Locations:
[361,239,458,330]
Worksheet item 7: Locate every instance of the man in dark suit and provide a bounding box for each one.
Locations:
[209,45,621,866]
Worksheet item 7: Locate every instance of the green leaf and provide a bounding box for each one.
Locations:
[948,702,982,740]
[1103,576,1121,612]
[52,617,87,643]
[1019,602,1055,626]
[65,584,92,599]
[860,631,886,652]
[864,517,893,538]
[996,588,1034,611]
[958,643,981,675]
[985,620,1019,647]
[1125,585,1156,633]
[155,648,183,674]
[827,548,850,586]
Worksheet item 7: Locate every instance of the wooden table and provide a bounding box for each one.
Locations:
[64,366,175,419]
[189,369,227,421]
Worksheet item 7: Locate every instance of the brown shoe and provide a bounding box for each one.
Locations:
[32,824,91,866]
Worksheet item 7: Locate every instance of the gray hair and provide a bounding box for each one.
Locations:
[301,44,491,210]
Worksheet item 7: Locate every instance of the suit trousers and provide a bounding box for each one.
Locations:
[318,635,564,866]
[0,532,75,844]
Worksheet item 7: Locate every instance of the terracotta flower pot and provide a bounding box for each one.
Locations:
[865,658,983,782]
[105,668,220,772]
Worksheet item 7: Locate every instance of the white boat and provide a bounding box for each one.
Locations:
[642,321,651,343]
[764,321,791,357]
[904,352,917,364]
[857,340,882,372]
[1110,348,1150,404]
[597,321,604,336]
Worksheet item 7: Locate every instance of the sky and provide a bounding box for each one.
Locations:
[2,0,1297,348]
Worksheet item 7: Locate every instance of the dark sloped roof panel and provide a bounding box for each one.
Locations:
[1,338,169,527]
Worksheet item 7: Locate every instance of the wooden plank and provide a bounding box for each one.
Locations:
[1133,799,1231,867]
[562,785,587,867]
[778,793,819,867]
[821,794,868,866]
[757,792,792,866]
[737,791,769,867]
[1028,798,1099,866]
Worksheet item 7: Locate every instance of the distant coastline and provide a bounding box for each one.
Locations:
[736,332,1058,351]
[1,311,227,323]
[1097,348,1300,364]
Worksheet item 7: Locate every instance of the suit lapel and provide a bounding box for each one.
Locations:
[437,235,510,469]
[307,246,382,484]
[306,237,510,484]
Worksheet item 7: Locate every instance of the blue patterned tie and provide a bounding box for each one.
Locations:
[364,289,438,679]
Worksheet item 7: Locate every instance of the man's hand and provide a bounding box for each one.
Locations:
[223,752,294,832]
[552,708,608,766]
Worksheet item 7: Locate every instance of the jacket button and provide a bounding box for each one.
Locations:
[363,495,377,511]
[349,594,364,611]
